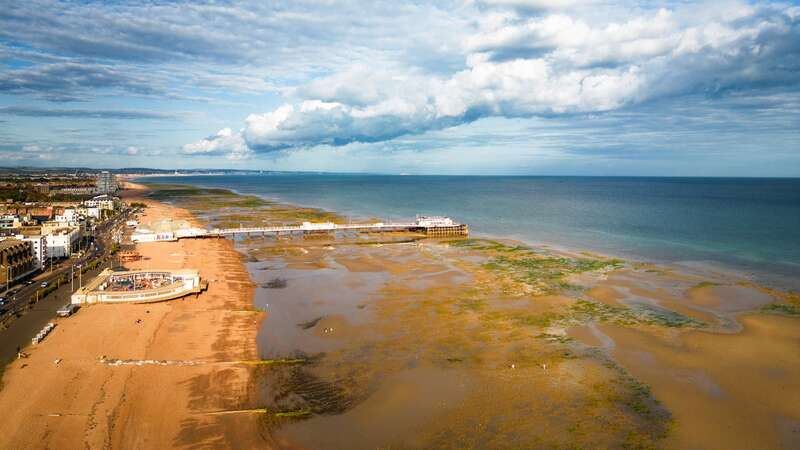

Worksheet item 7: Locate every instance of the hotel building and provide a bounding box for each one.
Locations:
[0,239,36,285]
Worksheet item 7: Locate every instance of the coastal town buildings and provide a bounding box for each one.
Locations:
[5,218,83,264]
[14,235,47,269]
[83,206,102,219]
[95,171,117,194]
[0,215,21,229]
[0,205,55,223]
[0,170,129,290]
[32,183,50,195]
[41,220,83,236]
[57,206,101,222]
[45,227,81,258]
[84,194,118,213]
[54,210,74,223]
[52,186,95,196]
[15,226,43,237]
[0,239,36,285]
[0,193,115,266]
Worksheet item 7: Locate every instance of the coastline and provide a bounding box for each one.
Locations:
[139,176,799,291]
[2,179,796,448]
[135,180,799,449]
[0,182,266,448]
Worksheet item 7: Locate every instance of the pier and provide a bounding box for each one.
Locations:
[132,215,468,243]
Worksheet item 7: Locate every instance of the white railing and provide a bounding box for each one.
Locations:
[93,281,195,303]
[213,221,421,235]
[134,218,464,242]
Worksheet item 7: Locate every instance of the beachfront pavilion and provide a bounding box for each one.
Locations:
[71,268,205,305]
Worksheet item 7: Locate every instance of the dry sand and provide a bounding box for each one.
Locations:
[0,183,267,449]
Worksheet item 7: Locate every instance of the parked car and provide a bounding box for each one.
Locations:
[41,282,49,288]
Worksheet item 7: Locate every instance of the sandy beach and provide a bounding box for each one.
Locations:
[0,183,266,449]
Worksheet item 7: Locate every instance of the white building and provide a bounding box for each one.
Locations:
[71,269,203,305]
[83,206,101,219]
[15,234,47,269]
[57,206,101,223]
[46,227,81,258]
[415,216,455,227]
[54,209,75,223]
[0,214,21,229]
[84,194,117,212]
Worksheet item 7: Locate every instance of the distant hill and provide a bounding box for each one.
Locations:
[0,166,261,175]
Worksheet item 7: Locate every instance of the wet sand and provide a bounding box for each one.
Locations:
[245,239,672,448]
[595,314,800,450]
[572,280,800,450]
[0,183,267,449]
[243,233,799,448]
[137,179,797,449]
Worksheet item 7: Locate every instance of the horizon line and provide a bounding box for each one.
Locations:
[2,166,799,179]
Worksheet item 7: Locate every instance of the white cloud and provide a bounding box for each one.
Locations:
[182,127,252,160]
[6,0,795,170]
[193,1,798,156]
[230,56,646,153]
[477,0,591,12]
[21,144,44,153]
[16,145,55,160]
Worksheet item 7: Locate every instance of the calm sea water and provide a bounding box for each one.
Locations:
[143,175,800,289]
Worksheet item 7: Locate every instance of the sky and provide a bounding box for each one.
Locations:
[1,0,799,176]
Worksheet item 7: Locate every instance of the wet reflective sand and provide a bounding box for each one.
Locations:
[573,281,800,450]
[243,238,674,449]
[152,184,800,449]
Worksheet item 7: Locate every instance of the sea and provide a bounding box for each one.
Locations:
[142,175,800,289]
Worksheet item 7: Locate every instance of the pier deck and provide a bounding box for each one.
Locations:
[132,216,468,243]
